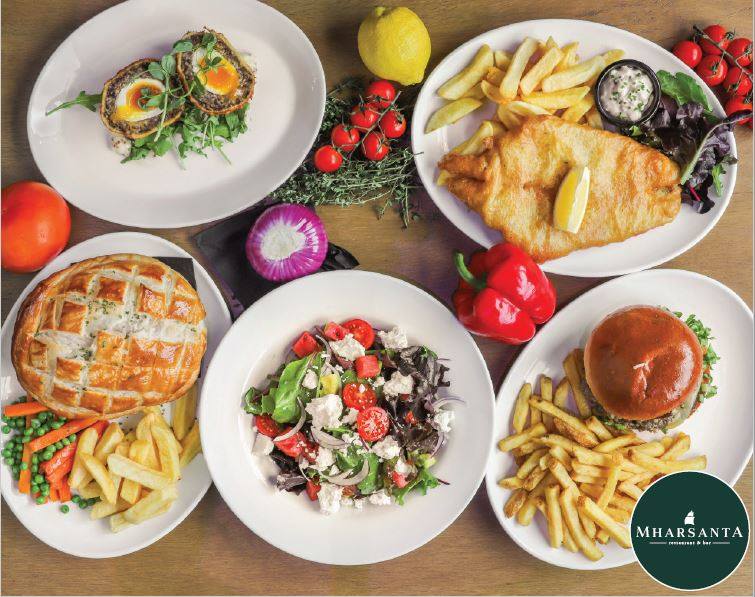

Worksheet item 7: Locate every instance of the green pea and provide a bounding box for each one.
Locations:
[68,434,77,442]
[31,454,38,464]
[2,426,11,434]
[36,496,45,504]
[31,464,38,473]
[23,427,33,436]
[33,474,43,484]
[87,498,98,507]
[19,462,28,470]
[4,457,12,466]
[30,419,40,428]
[62,437,70,446]
[35,428,45,437]
[54,441,63,450]
[1,449,9,458]
[41,487,49,497]
[71,495,81,504]
[51,421,63,430]
[60,505,70,514]
[1,415,8,423]
[78,500,87,509]
[21,436,31,444]
[31,483,39,493]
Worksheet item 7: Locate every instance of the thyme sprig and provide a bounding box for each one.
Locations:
[272,77,419,226]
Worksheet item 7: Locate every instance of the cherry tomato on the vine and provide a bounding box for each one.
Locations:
[672,40,703,69]
[695,54,728,86]
[699,25,733,56]
[330,124,360,151]
[349,102,380,130]
[313,145,343,173]
[727,38,753,67]
[365,80,396,108]
[723,66,753,96]
[361,131,389,161]
[379,110,407,138]
[724,95,753,125]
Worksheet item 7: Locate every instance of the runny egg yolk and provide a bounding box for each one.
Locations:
[114,82,163,122]
[198,56,239,96]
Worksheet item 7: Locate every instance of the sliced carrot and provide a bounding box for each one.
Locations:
[28,417,99,453]
[57,477,72,502]
[42,442,78,481]
[3,401,49,418]
[18,399,35,494]
[48,486,59,502]
[91,420,109,437]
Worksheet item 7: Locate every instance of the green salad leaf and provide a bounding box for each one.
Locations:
[393,467,440,505]
[271,355,312,423]
[656,70,712,112]
[357,453,381,494]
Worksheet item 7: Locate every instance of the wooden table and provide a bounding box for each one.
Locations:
[2,1,752,594]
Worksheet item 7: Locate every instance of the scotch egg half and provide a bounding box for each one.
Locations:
[113,78,165,122]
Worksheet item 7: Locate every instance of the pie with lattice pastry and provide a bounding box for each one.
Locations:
[11,254,207,419]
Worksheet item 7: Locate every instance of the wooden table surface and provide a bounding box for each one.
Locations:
[1,1,752,595]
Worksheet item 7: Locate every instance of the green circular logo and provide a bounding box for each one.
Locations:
[631,471,749,591]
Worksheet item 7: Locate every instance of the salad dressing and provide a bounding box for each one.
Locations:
[599,65,654,122]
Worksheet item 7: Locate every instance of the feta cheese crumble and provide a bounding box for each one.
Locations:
[305,393,343,429]
[312,446,335,471]
[302,369,319,390]
[378,326,408,349]
[341,408,359,425]
[368,489,393,506]
[371,435,400,460]
[330,334,365,361]
[383,371,414,397]
[252,433,274,455]
[373,376,385,387]
[317,483,343,515]
[394,457,414,475]
[432,409,455,433]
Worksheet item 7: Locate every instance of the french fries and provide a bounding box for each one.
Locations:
[541,55,606,92]
[519,47,563,96]
[500,37,539,99]
[152,425,180,482]
[171,385,198,442]
[81,454,117,505]
[69,427,98,490]
[425,98,483,133]
[107,454,172,490]
[179,420,202,469]
[562,350,591,417]
[522,86,590,110]
[93,423,125,463]
[497,362,708,562]
[123,485,178,524]
[438,45,494,100]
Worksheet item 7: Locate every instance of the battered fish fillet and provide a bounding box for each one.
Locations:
[439,115,681,262]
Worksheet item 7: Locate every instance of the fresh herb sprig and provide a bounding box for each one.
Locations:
[46,91,102,115]
[272,78,418,226]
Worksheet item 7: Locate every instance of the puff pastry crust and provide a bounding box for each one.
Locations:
[11,254,207,419]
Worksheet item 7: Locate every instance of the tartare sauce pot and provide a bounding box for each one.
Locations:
[594,59,661,127]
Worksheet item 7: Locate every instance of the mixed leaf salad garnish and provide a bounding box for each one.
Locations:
[625,71,749,213]
[242,318,459,514]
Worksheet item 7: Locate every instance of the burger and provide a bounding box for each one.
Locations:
[582,305,717,432]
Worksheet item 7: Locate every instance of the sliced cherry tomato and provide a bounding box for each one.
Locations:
[696,55,728,86]
[355,355,380,379]
[723,66,753,96]
[255,415,282,438]
[361,132,389,161]
[342,382,377,411]
[672,40,703,69]
[349,102,380,130]
[357,406,390,442]
[341,318,375,348]
[323,321,348,341]
[699,25,733,56]
[379,110,407,138]
[330,124,360,151]
[391,470,409,488]
[274,430,307,458]
[365,80,396,108]
[727,38,753,67]
[313,145,342,173]
[305,479,321,501]
[293,331,319,358]
[724,95,752,125]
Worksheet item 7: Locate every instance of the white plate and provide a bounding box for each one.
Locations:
[199,270,495,565]
[485,269,753,569]
[411,19,737,277]
[0,232,231,558]
[28,0,325,228]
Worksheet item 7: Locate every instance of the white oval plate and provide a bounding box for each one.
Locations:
[485,269,753,569]
[200,270,495,565]
[28,0,325,228]
[0,232,231,558]
[412,20,737,277]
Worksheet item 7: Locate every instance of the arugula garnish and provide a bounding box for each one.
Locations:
[46,90,102,115]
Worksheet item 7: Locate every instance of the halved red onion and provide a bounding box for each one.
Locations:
[273,398,306,442]
[246,204,328,282]
[311,427,346,449]
[322,458,370,485]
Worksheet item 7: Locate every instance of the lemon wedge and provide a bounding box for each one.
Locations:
[553,165,590,233]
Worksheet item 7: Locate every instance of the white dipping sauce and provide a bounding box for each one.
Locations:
[599,65,654,122]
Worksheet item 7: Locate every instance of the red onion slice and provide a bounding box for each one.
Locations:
[430,431,448,457]
[322,458,370,486]
[426,396,466,412]
[311,427,346,449]
[246,205,328,282]
[273,398,306,442]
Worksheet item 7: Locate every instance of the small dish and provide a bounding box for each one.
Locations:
[594,59,662,127]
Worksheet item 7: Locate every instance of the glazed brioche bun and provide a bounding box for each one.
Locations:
[583,305,704,421]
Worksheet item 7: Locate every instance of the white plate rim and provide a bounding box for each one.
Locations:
[484,268,753,570]
[0,231,231,558]
[26,0,326,229]
[198,269,496,565]
[411,18,737,278]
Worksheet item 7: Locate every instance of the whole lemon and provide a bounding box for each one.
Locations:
[358,7,431,86]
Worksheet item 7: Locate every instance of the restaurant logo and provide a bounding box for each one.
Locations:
[631,472,749,591]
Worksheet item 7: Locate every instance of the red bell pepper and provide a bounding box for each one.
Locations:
[452,242,556,344]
